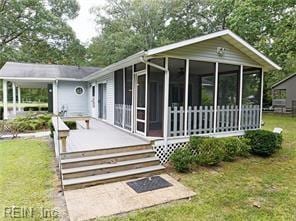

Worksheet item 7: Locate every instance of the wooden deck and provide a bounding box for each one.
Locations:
[66,119,150,152]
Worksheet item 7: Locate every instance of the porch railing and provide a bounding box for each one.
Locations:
[114,104,131,130]
[241,105,260,130]
[124,105,132,130]
[168,105,260,137]
[216,105,239,132]
[188,106,214,135]
[114,104,123,127]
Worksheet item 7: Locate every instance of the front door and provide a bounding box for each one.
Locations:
[135,71,146,134]
[98,83,106,119]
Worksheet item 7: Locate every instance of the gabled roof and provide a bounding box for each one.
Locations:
[85,29,281,81]
[0,62,101,80]
[271,73,296,88]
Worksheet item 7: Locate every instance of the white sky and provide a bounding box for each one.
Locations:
[68,0,107,44]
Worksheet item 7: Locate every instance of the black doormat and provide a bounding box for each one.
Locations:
[127,176,173,193]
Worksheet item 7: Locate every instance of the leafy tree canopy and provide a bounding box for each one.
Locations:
[0,0,86,66]
[87,0,296,93]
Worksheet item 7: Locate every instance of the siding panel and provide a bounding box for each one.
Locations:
[57,81,89,116]
[160,37,259,66]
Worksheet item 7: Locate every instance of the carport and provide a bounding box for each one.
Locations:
[0,62,100,119]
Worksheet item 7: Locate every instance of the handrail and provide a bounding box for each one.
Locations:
[51,116,70,153]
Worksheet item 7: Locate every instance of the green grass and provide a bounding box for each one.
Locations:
[104,113,296,221]
[0,139,55,220]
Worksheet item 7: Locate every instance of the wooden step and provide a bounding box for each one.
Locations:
[62,157,160,179]
[61,149,156,169]
[61,144,151,159]
[63,165,165,190]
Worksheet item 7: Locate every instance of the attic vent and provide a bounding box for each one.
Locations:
[217,47,226,57]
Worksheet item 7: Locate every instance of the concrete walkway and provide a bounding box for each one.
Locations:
[1,131,50,139]
[64,174,195,220]
[66,119,150,152]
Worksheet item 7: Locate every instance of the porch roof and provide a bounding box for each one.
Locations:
[271,73,296,88]
[0,62,101,83]
[85,29,281,81]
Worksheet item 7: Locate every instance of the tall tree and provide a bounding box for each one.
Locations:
[0,0,86,66]
[88,0,169,66]
[88,0,295,106]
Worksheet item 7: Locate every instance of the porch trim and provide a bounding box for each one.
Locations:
[238,65,243,130]
[184,59,189,136]
[213,62,219,133]
[260,70,264,128]
[3,80,8,119]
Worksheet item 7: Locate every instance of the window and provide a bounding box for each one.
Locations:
[114,69,124,105]
[188,61,215,107]
[147,58,165,137]
[125,66,132,105]
[168,58,186,137]
[218,64,240,106]
[75,86,84,95]
[169,58,186,107]
[242,67,262,105]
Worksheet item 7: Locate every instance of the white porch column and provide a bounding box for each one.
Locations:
[17,87,21,111]
[131,67,135,133]
[184,59,189,136]
[53,80,58,115]
[259,70,264,128]
[238,65,243,130]
[123,67,126,129]
[213,62,219,134]
[3,80,8,119]
[12,82,16,116]
[163,57,170,147]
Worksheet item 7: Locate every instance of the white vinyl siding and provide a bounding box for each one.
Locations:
[57,81,89,116]
[95,72,114,124]
[159,37,259,66]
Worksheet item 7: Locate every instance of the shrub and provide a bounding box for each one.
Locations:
[170,148,194,172]
[48,121,54,138]
[9,113,52,133]
[194,138,225,165]
[221,137,251,161]
[64,121,77,130]
[188,136,206,152]
[245,130,282,157]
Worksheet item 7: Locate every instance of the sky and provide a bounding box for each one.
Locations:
[68,0,107,44]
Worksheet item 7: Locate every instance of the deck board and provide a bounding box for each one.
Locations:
[66,119,150,152]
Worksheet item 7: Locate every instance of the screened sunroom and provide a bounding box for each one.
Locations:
[113,58,263,138]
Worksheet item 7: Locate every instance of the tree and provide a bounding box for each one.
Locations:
[87,0,169,66]
[87,0,295,106]
[0,0,86,66]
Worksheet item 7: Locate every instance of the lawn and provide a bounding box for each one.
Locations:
[0,139,55,220]
[105,113,296,221]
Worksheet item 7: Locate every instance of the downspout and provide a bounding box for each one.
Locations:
[140,56,170,150]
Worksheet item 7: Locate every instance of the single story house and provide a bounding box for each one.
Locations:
[0,30,280,150]
[271,73,296,111]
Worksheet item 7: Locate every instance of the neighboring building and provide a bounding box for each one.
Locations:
[272,73,296,111]
[0,30,280,142]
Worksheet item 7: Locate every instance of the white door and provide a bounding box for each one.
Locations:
[135,71,146,134]
[98,83,107,119]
